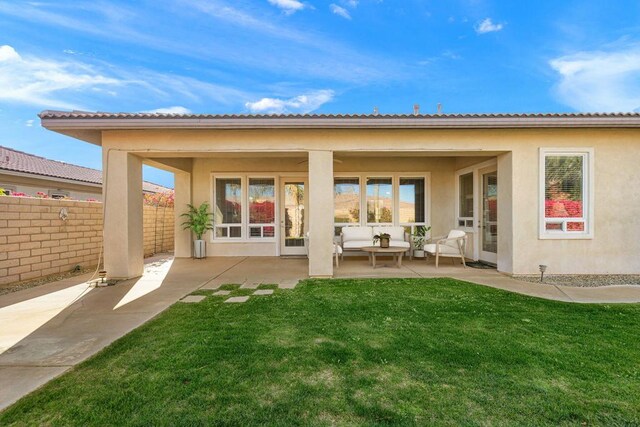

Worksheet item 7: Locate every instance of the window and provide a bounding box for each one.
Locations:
[399,178,425,224]
[366,177,393,224]
[214,178,242,238]
[213,176,277,240]
[334,178,360,235]
[540,149,593,238]
[49,190,70,199]
[458,173,474,228]
[0,185,16,195]
[248,178,275,238]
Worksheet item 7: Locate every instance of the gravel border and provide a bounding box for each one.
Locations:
[0,268,95,296]
[514,274,640,287]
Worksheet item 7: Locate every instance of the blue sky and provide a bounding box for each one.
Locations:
[1,0,640,188]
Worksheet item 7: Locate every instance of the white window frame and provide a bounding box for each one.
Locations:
[397,175,428,231]
[365,176,395,226]
[455,172,475,230]
[454,158,498,261]
[333,173,431,235]
[212,175,244,241]
[247,176,277,240]
[333,176,361,234]
[539,148,594,240]
[211,175,278,243]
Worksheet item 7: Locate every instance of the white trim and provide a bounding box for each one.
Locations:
[539,148,594,240]
[478,167,498,264]
[333,175,362,229]
[333,172,431,233]
[454,159,497,261]
[211,174,278,243]
[280,176,308,256]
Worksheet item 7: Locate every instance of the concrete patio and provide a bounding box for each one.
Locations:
[2,254,640,411]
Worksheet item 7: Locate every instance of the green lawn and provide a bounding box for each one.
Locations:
[2,278,640,426]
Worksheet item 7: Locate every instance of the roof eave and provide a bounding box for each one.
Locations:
[41,116,640,133]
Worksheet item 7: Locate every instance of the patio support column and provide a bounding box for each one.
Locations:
[102,149,144,279]
[174,171,192,257]
[308,150,334,277]
[497,152,514,274]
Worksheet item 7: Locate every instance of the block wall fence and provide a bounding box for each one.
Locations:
[0,197,174,286]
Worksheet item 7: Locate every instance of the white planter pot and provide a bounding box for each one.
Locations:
[193,240,206,259]
[413,249,425,258]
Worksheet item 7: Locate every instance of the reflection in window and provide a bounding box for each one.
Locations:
[366,177,393,223]
[544,154,586,233]
[334,178,360,224]
[248,178,275,238]
[399,177,425,224]
[215,178,242,238]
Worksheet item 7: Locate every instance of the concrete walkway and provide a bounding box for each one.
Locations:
[2,255,639,411]
[333,256,640,303]
[0,255,242,411]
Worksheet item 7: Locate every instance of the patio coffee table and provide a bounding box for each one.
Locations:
[361,246,406,269]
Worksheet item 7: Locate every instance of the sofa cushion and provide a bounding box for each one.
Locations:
[342,226,373,242]
[424,243,460,255]
[343,240,375,249]
[443,230,466,249]
[372,226,405,241]
[388,240,410,249]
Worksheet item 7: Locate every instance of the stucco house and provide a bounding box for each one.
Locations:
[38,111,640,279]
[0,145,172,200]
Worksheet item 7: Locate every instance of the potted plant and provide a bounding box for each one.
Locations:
[412,225,432,258]
[373,232,391,248]
[181,202,214,259]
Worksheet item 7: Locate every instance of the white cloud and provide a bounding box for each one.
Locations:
[143,106,192,114]
[475,18,504,34]
[343,0,358,7]
[0,45,20,61]
[0,45,249,110]
[267,0,306,15]
[550,46,640,112]
[25,119,34,127]
[0,45,122,109]
[330,4,351,19]
[245,89,334,114]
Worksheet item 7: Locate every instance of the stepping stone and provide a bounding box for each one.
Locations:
[213,290,231,296]
[225,296,250,303]
[200,281,222,290]
[278,279,299,289]
[240,281,261,289]
[253,289,274,296]
[181,295,206,303]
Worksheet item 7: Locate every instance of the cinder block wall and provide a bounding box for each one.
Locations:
[143,204,175,257]
[0,197,174,286]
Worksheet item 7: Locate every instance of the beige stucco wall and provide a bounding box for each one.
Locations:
[0,173,102,201]
[102,127,640,275]
[188,155,464,258]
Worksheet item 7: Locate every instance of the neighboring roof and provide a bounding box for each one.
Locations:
[39,110,640,145]
[0,146,172,193]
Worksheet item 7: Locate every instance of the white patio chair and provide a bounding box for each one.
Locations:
[304,232,343,267]
[423,230,467,268]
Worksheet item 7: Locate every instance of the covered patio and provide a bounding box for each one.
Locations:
[104,149,506,280]
[39,112,519,280]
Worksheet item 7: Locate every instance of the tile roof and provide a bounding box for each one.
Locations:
[0,146,172,193]
[38,110,640,119]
